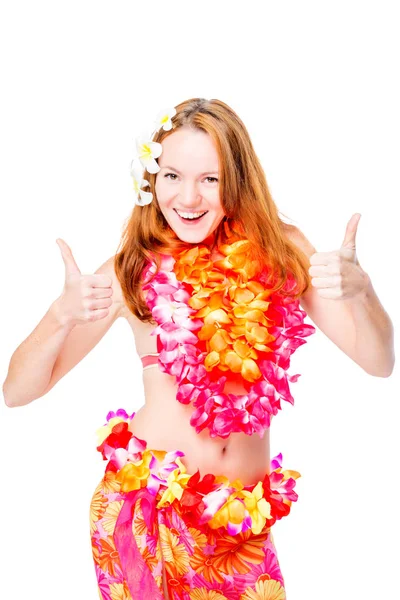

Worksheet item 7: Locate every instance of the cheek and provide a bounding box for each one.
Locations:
[154,182,165,210]
[213,199,225,215]
[155,179,172,205]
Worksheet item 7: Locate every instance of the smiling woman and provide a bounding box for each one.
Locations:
[84,99,319,599]
[5,97,394,600]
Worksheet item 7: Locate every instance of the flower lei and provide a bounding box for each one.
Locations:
[142,234,316,439]
[96,409,301,536]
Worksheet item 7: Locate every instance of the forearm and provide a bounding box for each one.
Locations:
[345,274,395,377]
[3,297,76,407]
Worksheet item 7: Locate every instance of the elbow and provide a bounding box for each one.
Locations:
[2,381,32,408]
[3,388,15,408]
[364,357,395,378]
[381,350,396,378]
[381,360,395,378]
[3,381,17,408]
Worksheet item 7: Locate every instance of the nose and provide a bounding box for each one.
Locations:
[178,181,203,208]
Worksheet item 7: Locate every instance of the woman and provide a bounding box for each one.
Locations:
[4,98,394,600]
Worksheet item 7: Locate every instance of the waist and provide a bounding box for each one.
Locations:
[128,400,271,486]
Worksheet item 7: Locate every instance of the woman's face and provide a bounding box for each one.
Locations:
[155,126,226,244]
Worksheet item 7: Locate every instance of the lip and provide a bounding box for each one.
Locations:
[174,209,208,224]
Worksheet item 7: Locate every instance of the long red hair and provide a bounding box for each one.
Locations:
[114,98,312,324]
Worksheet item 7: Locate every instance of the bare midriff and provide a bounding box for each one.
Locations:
[129,370,271,486]
[124,248,271,487]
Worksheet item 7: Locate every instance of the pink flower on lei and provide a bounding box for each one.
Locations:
[141,251,316,439]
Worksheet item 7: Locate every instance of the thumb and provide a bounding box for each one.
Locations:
[56,238,81,276]
[341,213,361,250]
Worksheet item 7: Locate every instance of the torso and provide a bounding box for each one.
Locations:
[119,249,272,486]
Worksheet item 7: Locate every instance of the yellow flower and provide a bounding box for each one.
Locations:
[241,577,286,600]
[95,416,126,446]
[157,457,192,507]
[240,482,272,535]
[208,492,246,530]
[115,449,152,492]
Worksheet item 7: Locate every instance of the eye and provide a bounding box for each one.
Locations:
[164,173,218,183]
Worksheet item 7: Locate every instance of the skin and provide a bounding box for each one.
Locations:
[155,125,226,245]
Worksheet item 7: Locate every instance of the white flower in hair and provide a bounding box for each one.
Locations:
[135,135,163,174]
[153,107,177,132]
[135,107,177,174]
[132,106,177,204]
[130,161,153,206]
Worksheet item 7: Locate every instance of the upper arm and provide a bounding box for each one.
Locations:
[287,226,357,362]
[41,256,127,397]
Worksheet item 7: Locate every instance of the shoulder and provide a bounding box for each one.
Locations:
[95,255,130,319]
[281,224,318,306]
[282,223,317,258]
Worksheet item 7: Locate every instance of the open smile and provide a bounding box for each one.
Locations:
[174,209,208,224]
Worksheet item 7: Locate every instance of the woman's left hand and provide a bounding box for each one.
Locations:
[308,213,371,300]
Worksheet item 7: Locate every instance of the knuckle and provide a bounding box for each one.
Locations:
[83,298,93,309]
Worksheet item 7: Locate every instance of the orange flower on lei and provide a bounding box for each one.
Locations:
[173,239,276,384]
[141,229,316,438]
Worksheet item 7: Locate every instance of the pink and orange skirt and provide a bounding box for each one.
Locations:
[89,409,301,599]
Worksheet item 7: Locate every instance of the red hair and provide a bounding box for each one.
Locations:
[114,98,312,324]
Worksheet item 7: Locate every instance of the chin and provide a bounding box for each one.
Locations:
[174,230,213,244]
[166,220,221,245]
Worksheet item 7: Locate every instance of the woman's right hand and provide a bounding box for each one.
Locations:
[55,238,114,326]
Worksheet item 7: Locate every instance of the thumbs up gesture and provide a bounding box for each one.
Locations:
[308,213,370,300]
[55,238,114,325]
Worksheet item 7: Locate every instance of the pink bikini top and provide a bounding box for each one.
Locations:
[139,353,160,370]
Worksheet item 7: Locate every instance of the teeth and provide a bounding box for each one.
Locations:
[176,210,207,220]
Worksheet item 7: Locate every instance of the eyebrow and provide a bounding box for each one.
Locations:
[161,165,219,176]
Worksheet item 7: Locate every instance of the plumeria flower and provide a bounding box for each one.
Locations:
[130,161,153,206]
[135,134,163,174]
[132,107,176,188]
[153,106,176,133]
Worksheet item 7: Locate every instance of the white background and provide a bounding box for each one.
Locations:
[1,1,399,598]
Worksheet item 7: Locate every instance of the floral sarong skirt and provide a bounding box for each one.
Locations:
[90,409,301,600]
